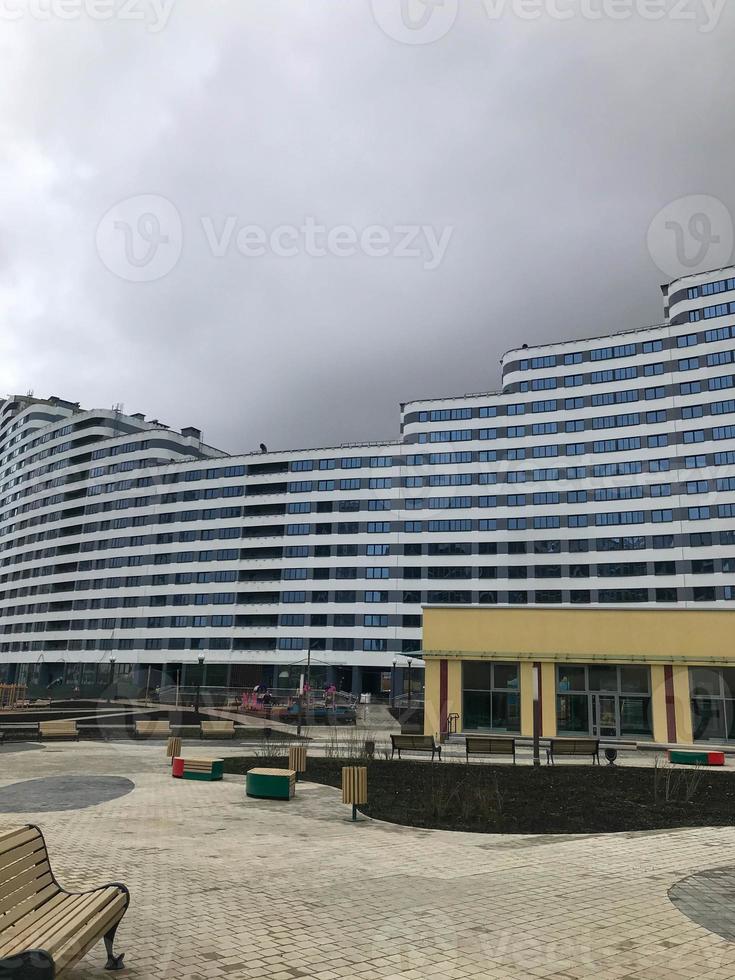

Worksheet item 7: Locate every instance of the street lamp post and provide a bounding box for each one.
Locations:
[532,663,541,768]
[108,657,116,704]
[194,654,205,717]
[406,657,413,706]
[390,657,397,708]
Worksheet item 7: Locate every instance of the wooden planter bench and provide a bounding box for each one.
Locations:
[134,720,171,739]
[546,737,600,765]
[172,757,224,781]
[0,824,129,979]
[465,735,516,764]
[390,734,441,761]
[246,768,296,800]
[200,721,235,739]
[39,721,79,742]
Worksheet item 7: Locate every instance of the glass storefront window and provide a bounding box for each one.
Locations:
[493,663,519,690]
[619,696,651,736]
[690,667,735,741]
[557,665,586,691]
[556,664,652,739]
[462,661,520,732]
[463,661,493,691]
[588,665,617,692]
[620,666,649,693]
[557,693,589,733]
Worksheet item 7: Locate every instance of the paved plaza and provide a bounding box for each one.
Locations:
[2,741,735,979]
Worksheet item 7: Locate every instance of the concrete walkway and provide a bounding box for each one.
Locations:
[1,742,735,979]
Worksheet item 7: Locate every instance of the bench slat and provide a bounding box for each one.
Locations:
[44,890,122,958]
[0,893,86,956]
[0,884,61,936]
[0,867,54,918]
[0,828,40,854]
[2,890,110,958]
[54,893,127,972]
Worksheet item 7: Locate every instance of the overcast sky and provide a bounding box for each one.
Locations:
[1,0,734,455]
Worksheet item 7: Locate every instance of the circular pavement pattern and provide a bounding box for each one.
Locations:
[669,867,735,943]
[0,775,134,813]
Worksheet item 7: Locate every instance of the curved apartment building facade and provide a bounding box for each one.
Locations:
[2,265,735,695]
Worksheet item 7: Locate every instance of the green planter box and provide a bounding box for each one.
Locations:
[246,768,296,800]
[668,750,725,766]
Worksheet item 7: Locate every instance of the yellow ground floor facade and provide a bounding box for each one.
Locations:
[422,606,735,746]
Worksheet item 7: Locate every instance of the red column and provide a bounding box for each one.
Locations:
[663,664,677,743]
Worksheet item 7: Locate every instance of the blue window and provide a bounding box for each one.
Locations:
[645,387,666,400]
[644,363,664,376]
[643,339,663,353]
[534,516,560,528]
[683,430,705,443]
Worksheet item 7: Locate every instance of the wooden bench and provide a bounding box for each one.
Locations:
[465,735,516,764]
[172,757,223,781]
[390,734,441,761]
[134,720,172,738]
[0,824,129,979]
[39,720,79,742]
[200,721,235,739]
[246,768,296,800]
[546,737,600,765]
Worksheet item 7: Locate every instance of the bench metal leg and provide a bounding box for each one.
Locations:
[103,922,125,971]
[0,949,55,980]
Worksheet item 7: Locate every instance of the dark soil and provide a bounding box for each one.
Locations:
[223,755,735,834]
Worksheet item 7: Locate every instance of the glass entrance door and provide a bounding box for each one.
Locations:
[591,694,618,738]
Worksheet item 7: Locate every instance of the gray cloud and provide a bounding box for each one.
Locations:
[1,0,733,453]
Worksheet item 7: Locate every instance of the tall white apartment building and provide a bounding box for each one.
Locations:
[2,265,735,696]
